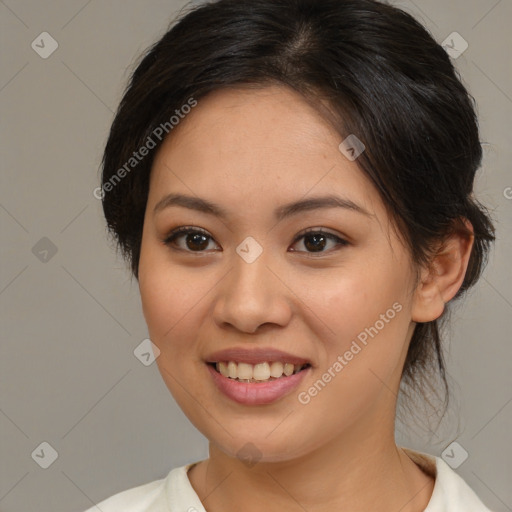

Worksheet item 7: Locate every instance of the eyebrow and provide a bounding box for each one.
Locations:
[153,193,371,221]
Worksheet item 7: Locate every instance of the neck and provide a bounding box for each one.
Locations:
[188,410,434,512]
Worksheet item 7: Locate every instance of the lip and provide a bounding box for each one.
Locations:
[205,347,311,366]
[207,363,311,405]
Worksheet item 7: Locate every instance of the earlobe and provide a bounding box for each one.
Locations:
[411,220,474,323]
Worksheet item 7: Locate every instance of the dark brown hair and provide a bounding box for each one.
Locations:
[100,0,495,423]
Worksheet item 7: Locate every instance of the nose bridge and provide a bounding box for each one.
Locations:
[229,237,273,301]
[214,237,290,332]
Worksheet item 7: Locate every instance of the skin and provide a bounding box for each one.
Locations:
[138,84,474,512]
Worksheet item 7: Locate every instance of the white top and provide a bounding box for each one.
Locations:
[82,448,493,511]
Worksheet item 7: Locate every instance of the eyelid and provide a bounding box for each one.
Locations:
[162,225,219,249]
[289,227,349,255]
[162,225,349,253]
[292,226,346,244]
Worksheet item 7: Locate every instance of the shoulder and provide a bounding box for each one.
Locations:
[81,476,166,512]
[80,464,198,512]
[403,447,494,512]
[429,455,494,511]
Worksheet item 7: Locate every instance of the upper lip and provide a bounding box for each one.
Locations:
[205,347,311,366]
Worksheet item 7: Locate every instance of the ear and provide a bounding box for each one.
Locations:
[411,219,474,323]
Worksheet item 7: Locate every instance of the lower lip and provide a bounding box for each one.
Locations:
[207,364,310,405]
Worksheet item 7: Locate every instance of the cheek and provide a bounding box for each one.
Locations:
[295,290,409,442]
[140,270,200,342]
[305,258,412,404]
[138,258,211,406]
[138,244,203,349]
[317,261,409,344]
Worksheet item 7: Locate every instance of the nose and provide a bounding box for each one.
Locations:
[212,249,293,335]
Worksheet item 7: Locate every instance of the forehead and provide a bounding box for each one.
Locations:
[160,85,342,160]
[149,85,381,218]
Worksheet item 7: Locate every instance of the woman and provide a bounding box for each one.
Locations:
[86,0,495,510]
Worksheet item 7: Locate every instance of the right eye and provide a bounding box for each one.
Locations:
[162,226,221,253]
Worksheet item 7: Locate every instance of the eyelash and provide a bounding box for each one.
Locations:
[161,226,349,255]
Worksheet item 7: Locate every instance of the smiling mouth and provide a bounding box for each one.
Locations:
[207,361,311,383]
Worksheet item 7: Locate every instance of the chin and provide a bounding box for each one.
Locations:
[206,429,314,465]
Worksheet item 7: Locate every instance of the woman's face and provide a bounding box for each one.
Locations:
[138,85,419,462]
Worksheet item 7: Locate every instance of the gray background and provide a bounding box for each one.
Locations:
[0,0,510,511]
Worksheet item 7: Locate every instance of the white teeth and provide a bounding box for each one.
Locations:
[269,361,283,377]
[218,362,229,378]
[227,361,238,379]
[237,362,253,380]
[283,363,294,376]
[213,360,308,381]
[253,362,270,381]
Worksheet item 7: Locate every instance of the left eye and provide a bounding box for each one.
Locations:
[290,229,349,254]
[162,227,348,254]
